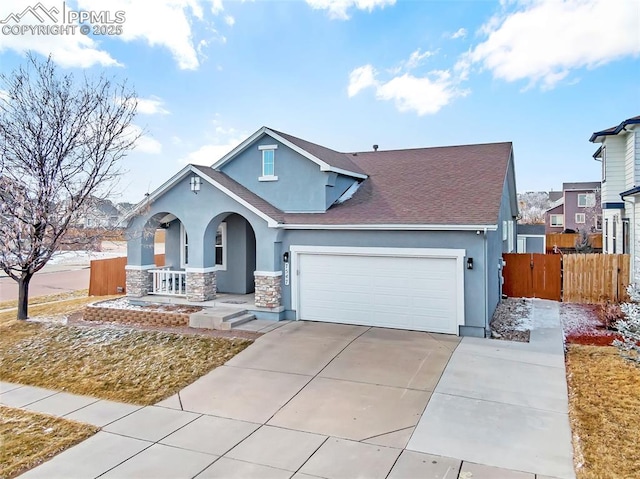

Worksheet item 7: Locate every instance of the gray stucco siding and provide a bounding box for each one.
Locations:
[220,134,332,212]
[325,174,358,209]
[127,174,278,271]
[216,213,256,294]
[280,229,488,335]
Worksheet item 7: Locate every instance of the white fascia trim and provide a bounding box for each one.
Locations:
[189,166,280,228]
[185,267,217,273]
[321,165,368,180]
[211,127,267,169]
[124,165,194,222]
[280,223,498,231]
[264,128,368,180]
[289,245,466,259]
[125,264,157,270]
[258,144,278,150]
[254,270,283,277]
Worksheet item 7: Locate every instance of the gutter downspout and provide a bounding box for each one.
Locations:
[483,227,489,337]
[622,194,635,284]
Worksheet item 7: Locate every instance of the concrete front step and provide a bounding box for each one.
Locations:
[188,308,256,330]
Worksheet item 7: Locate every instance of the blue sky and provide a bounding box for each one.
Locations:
[0,0,638,203]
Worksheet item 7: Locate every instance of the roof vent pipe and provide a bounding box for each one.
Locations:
[373,144,378,151]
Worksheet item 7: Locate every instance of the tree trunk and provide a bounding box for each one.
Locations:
[17,273,32,320]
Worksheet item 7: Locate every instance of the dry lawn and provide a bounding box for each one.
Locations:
[0,406,98,479]
[566,345,640,479]
[0,295,121,326]
[0,289,90,311]
[0,321,252,405]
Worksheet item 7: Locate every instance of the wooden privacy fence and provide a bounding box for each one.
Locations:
[563,254,629,303]
[546,233,603,252]
[502,253,562,301]
[502,253,630,304]
[89,254,165,296]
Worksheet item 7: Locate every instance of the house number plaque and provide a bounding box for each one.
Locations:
[284,263,290,286]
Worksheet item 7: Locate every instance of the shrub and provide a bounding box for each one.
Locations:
[614,285,640,365]
[597,302,625,330]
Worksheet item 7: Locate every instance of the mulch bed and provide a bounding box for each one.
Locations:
[490,297,532,342]
[560,303,622,346]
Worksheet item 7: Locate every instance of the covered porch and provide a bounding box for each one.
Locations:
[124,170,284,312]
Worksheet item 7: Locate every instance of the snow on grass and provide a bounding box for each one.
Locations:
[90,297,202,314]
[48,250,123,265]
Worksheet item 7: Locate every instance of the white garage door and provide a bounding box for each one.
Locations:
[292,247,464,334]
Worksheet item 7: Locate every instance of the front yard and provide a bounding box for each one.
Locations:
[0,291,253,478]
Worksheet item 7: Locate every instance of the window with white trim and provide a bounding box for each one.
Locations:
[258,145,278,181]
[550,214,564,227]
[577,193,596,207]
[215,222,227,270]
[595,214,602,231]
[181,224,189,268]
[575,213,586,223]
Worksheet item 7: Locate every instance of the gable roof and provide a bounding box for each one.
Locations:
[282,142,514,228]
[590,115,640,142]
[130,136,515,230]
[549,191,563,202]
[211,126,367,180]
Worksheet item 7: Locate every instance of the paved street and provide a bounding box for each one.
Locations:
[0,268,90,302]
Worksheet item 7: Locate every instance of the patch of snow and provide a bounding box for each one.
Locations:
[48,250,123,266]
[91,297,146,310]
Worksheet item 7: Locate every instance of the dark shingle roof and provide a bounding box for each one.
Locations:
[198,139,513,227]
[548,191,563,202]
[590,115,640,142]
[270,129,367,176]
[282,142,513,226]
[517,224,545,235]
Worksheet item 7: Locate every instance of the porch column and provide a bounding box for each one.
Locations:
[186,267,216,302]
[125,265,155,297]
[254,271,282,308]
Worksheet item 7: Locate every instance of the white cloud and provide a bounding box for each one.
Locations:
[305,0,396,20]
[126,125,163,154]
[347,65,376,97]
[469,0,640,89]
[0,0,120,68]
[180,124,246,165]
[449,27,467,39]
[348,53,468,115]
[375,71,468,116]
[136,96,170,115]
[0,1,235,70]
[404,48,435,70]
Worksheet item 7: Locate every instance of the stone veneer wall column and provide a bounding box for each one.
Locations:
[186,269,216,302]
[254,271,282,308]
[125,265,155,297]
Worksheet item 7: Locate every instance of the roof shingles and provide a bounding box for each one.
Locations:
[196,138,513,227]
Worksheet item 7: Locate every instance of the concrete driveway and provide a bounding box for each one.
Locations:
[12,305,575,478]
[172,321,458,445]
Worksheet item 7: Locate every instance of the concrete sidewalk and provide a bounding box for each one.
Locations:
[2,301,575,479]
[408,299,576,479]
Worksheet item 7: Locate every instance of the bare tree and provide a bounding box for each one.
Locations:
[0,54,139,320]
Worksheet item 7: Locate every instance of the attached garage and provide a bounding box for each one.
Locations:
[290,246,465,334]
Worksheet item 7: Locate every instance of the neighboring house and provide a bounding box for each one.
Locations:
[76,198,121,228]
[544,182,602,234]
[517,224,545,253]
[125,127,518,337]
[590,115,640,279]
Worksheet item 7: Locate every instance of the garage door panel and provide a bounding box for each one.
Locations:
[296,251,461,334]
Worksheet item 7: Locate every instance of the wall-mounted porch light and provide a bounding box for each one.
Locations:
[466,257,474,270]
[190,175,201,193]
[283,252,289,263]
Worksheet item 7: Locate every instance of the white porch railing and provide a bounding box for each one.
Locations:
[150,268,187,296]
